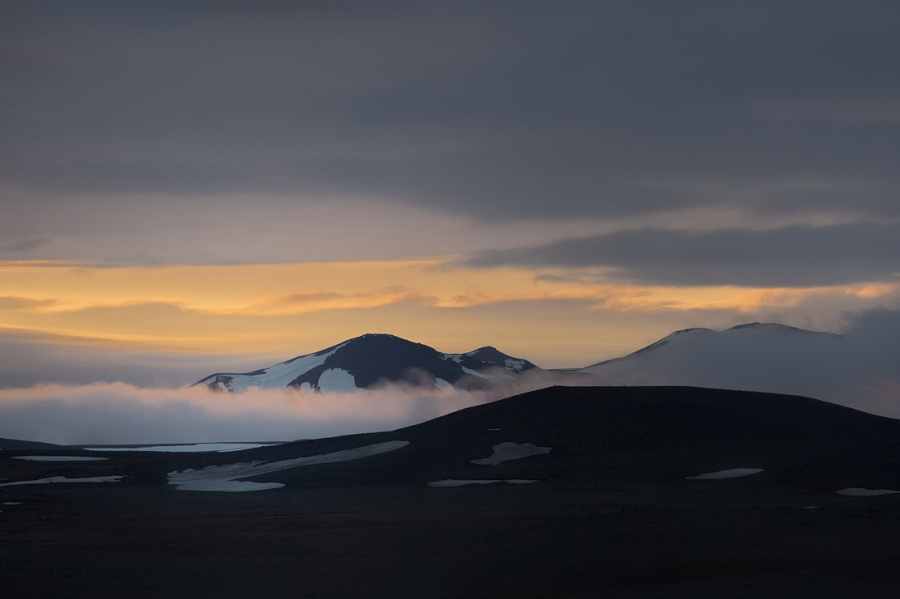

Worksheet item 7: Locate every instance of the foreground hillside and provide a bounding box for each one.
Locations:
[3,386,900,597]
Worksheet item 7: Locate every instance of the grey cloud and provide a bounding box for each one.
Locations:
[1,2,899,221]
[0,330,273,389]
[749,96,900,124]
[0,237,50,254]
[464,222,900,287]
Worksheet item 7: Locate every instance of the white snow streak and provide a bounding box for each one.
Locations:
[204,342,349,393]
[85,443,278,453]
[13,456,108,462]
[461,366,491,379]
[686,468,764,480]
[427,479,538,487]
[471,442,552,466]
[836,487,900,497]
[0,476,124,487]
[168,440,408,492]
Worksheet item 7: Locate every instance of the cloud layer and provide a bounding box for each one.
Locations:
[2,3,899,266]
[0,383,481,445]
[464,222,900,287]
[0,368,582,445]
[2,309,900,445]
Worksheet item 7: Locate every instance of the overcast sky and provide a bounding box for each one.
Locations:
[1,1,899,385]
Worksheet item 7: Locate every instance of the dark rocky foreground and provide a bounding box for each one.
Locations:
[3,386,900,598]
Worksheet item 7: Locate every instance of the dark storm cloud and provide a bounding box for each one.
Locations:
[1,1,899,220]
[463,222,900,287]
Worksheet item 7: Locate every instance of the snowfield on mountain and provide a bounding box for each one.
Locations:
[194,333,538,393]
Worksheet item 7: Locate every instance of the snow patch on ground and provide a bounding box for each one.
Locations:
[85,443,278,453]
[434,378,451,390]
[13,456,108,462]
[428,479,538,487]
[505,358,525,371]
[317,368,358,393]
[471,442,552,466]
[686,468,764,480]
[168,440,409,492]
[836,487,900,497]
[0,476,124,487]
[2,501,22,505]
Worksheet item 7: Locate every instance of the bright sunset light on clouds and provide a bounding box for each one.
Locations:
[1,257,897,381]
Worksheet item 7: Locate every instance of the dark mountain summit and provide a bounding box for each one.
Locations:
[194,333,539,393]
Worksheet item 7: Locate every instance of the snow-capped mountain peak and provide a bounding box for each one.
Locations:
[194,334,540,393]
[575,322,900,418]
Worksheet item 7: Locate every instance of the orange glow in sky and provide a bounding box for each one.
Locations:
[2,260,896,368]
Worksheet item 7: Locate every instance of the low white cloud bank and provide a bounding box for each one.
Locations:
[0,382,494,445]
[0,368,587,445]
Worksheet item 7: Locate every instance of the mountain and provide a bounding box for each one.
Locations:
[194,333,539,393]
[579,322,900,418]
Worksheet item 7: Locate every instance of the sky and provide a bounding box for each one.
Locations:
[2,1,900,393]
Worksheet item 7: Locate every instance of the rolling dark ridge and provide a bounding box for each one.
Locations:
[0,437,60,451]
[395,385,900,449]
[257,386,900,493]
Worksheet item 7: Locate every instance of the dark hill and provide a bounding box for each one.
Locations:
[4,386,900,598]
[259,385,900,492]
[0,437,60,451]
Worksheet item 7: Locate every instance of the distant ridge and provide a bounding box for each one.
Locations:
[194,333,539,393]
[0,437,61,451]
[578,322,900,418]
